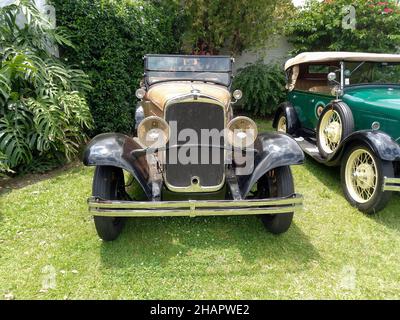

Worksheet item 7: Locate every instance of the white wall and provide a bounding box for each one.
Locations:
[230,36,293,74]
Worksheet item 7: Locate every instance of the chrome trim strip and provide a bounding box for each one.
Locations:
[87,194,303,217]
[165,93,228,109]
[383,177,400,192]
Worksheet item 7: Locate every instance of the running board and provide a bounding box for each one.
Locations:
[383,177,400,192]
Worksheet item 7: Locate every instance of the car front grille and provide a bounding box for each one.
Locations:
[164,100,225,192]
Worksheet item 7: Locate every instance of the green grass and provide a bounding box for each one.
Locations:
[1,119,400,299]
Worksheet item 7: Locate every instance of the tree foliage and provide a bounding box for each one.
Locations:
[233,61,286,116]
[52,0,184,134]
[0,0,93,175]
[285,0,400,54]
[180,0,294,55]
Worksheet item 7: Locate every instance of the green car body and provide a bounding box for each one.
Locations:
[288,85,400,140]
[274,52,400,214]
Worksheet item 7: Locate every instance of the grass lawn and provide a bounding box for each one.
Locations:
[1,119,399,300]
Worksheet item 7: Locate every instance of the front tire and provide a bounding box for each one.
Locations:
[251,166,294,234]
[341,144,393,214]
[92,166,126,241]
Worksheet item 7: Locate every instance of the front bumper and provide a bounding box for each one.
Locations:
[383,177,400,192]
[87,194,303,217]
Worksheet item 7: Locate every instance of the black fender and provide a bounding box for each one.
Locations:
[238,132,305,198]
[83,133,152,199]
[328,130,400,166]
[272,101,300,135]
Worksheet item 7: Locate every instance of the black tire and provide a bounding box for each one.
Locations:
[92,166,126,241]
[317,102,354,158]
[256,166,295,234]
[341,144,393,214]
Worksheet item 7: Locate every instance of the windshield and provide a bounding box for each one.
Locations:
[145,55,232,86]
[346,62,400,85]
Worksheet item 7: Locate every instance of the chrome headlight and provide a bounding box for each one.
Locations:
[232,89,243,100]
[135,88,146,99]
[227,116,258,148]
[137,116,170,148]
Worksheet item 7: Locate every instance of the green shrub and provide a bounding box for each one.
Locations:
[0,0,93,175]
[285,0,400,54]
[233,61,286,116]
[51,0,184,134]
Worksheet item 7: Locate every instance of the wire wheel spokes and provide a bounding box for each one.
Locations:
[277,115,287,133]
[346,149,378,203]
[320,110,342,154]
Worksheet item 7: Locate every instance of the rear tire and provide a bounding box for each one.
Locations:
[92,166,126,241]
[276,112,287,133]
[253,166,294,234]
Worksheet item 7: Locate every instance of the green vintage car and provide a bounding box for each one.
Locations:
[274,52,400,214]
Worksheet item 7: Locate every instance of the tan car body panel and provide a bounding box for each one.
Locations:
[145,82,231,113]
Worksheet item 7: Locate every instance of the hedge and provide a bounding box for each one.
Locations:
[233,61,286,116]
[51,0,184,134]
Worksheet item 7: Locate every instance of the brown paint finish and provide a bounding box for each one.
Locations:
[146,82,231,110]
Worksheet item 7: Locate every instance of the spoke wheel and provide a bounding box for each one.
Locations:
[345,149,377,203]
[319,110,342,154]
[317,102,354,158]
[277,114,287,133]
[341,145,393,214]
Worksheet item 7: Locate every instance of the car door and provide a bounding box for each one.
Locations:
[289,64,336,131]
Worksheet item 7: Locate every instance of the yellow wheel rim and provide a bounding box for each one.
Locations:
[277,115,287,133]
[319,110,342,154]
[345,148,378,203]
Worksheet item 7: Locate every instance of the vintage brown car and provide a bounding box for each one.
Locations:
[83,54,304,241]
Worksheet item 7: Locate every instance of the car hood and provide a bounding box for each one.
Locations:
[146,81,231,110]
[344,85,400,111]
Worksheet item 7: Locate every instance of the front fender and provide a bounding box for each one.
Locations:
[238,132,304,198]
[333,130,400,164]
[83,133,152,199]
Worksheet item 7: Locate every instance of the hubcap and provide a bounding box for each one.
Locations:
[345,149,377,203]
[319,110,342,154]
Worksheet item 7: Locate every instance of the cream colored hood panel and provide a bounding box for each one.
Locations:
[146,82,231,110]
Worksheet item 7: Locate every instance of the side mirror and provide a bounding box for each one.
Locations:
[327,72,337,82]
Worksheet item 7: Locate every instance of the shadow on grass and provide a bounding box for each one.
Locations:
[304,155,400,231]
[369,194,400,232]
[0,161,83,196]
[303,157,342,193]
[99,215,319,273]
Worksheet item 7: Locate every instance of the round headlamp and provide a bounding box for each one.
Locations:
[135,88,146,99]
[137,116,170,148]
[227,116,258,148]
[232,89,243,101]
